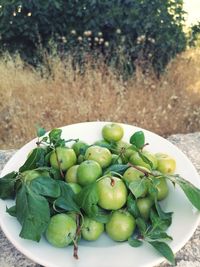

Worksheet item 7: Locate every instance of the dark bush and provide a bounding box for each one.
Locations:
[0,0,187,75]
[188,22,200,47]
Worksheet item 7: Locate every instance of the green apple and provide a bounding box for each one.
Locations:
[46,214,76,247]
[97,176,127,210]
[82,217,104,241]
[65,165,79,183]
[106,210,136,241]
[129,150,157,170]
[123,166,150,184]
[50,147,77,171]
[155,153,176,174]
[85,146,112,168]
[136,197,153,221]
[102,123,124,142]
[155,177,169,201]
[77,160,102,186]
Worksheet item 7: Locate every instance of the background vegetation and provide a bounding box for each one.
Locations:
[0,0,200,149]
[0,0,186,75]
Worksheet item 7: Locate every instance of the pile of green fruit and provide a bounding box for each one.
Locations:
[0,123,200,264]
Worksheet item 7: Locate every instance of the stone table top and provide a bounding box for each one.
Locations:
[0,133,200,267]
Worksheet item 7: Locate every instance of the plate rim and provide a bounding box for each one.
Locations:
[1,121,200,267]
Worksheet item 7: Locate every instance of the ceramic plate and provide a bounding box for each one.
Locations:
[0,122,200,267]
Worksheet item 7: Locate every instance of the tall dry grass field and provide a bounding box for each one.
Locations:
[0,48,200,149]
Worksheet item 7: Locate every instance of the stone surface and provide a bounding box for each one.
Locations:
[0,133,200,267]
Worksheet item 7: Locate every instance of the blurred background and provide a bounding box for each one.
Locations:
[0,0,200,149]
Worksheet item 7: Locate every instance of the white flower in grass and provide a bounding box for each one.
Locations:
[77,36,83,42]
[71,30,76,35]
[18,5,22,12]
[84,31,92,37]
[104,41,109,47]
[99,38,104,44]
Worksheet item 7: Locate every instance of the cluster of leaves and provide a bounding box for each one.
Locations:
[128,196,174,264]
[188,21,200,47]
[103,130,200,264]
[0,0,186,75]
[1,127,200,264]
[0,128,110,243]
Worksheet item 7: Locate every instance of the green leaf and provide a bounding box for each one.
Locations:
[90,208,111,223]
[54,181,80,212]
[150,209,172,232]
[30,176,61,198]
[75,183,99,217]
[0,171,18,199]
[130,131,145,149]
[127,194,140,218]
[19,148,46,172]
[49,168,62,180]
[168,175,200,211]
[147,231,172,242]
[48,128,65,146]
[148,241,175,265]
[6,205,16,217]
[36,126,46,137]
[136,217,147,235]
[129,178,147,198]
[155,201,173,223]
[104,164,129,175]
[16,185,50,242]
[128,237,143,247]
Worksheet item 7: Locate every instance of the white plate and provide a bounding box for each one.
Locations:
[0,122,200,267]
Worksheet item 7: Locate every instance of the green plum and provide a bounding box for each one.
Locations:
[97,176,127,210]
[77,160,102,186]
[155,153,176,174]
[65,165,79,183]
[106,210,136,241]
[136,197,153,221]
[129,150,157,170]
[82,217,104,241]
[85,146,112,168]
[50,147,77,171]
[46,214,76,248]
[102,123,124,142]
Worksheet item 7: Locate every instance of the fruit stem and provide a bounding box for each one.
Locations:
[55,148,65,179]
[73,214,81,260]
[65,138,79,144]
[141,143,149,150]
[128,163,150,177]
[110,177,115,186]
[73,242,78,260]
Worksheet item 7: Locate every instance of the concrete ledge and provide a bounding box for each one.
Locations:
[0,133,200,267]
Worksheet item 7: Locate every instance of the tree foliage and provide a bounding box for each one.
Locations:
[0,0,186,74]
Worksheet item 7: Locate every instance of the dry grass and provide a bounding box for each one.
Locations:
[0,48,200,149]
